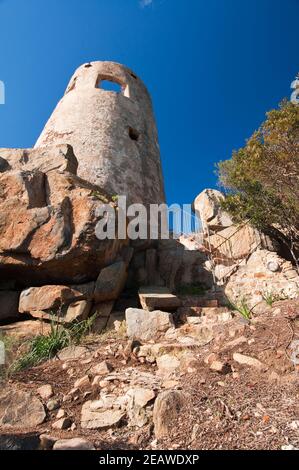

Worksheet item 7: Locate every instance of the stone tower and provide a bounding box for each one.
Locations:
[35,61,165,206]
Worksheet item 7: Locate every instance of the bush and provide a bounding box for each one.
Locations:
[11,315,96,373]
[218,100,299,268]
[227,296,252,320]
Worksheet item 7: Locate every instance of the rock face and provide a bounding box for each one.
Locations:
[208,224,261,261]
[19,285,89,315]
[81,402,125,430]
[0,144,126,284]
[126,308,174,341]
[94,261,127,302]
[127,239,214,292]
[194,189,233,230]
[0,144,78,175]
[35,61,165,207]
[0,390,46,428]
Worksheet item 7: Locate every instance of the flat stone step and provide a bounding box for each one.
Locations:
[138,286,181,312]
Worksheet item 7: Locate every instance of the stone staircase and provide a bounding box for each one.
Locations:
[136,286,229,324]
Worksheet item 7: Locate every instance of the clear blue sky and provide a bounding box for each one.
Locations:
[0,0,298,205]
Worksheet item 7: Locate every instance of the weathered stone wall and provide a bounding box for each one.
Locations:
[126,238,214,292]
[35,61,165,207]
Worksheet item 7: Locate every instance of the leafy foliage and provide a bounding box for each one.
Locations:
[227,296,253,320]
[262,289,287,307]
[11,315,96,373]
[217,100,299,266]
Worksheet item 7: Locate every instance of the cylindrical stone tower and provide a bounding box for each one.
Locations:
[35,61,165,206]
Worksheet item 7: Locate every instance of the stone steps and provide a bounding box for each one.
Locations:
[138,286,181,312]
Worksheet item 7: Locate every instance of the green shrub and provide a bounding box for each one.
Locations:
[11,315,96,373]
[217,100,299,268]
[228,297,252,320]
[262,290,287,307]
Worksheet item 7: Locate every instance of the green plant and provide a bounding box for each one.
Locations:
[217,100,299,269]
[90,190,109,204]
[111,195,119,203]
[262,289,288,306]
[228,297,253,320]
[10,315,96,373]
[0,332,19,381]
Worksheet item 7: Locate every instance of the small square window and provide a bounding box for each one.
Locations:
[98,80,122,93]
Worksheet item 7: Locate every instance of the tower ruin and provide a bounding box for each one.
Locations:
[35,61,165,206]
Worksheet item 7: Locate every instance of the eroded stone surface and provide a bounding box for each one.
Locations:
[0,168,126,284]
[0,390,46,428]
[81,402,125,430]
[94,261,127,303]
[194,189,233,229]
[126,308,174,341]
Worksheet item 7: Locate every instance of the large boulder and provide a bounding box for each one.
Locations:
[94,261,127,302]
[125,308,174,341]
[194,189,232,230]
[81,402,125,430]
[18,284,96,321]
[0,390,46,428]
[0,145,126,284]
[208,224,261,261]
[19,285,88,312]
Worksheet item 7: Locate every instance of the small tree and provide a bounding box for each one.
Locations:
[218,100,299,269]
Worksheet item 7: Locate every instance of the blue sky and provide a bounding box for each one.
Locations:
[0,0,298,205]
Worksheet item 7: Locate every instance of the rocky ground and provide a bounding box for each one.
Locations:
[0,297,299,451]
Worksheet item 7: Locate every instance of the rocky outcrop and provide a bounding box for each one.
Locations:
[0,144,78,175]
[0,145,127,285]
[194,189,233,230]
